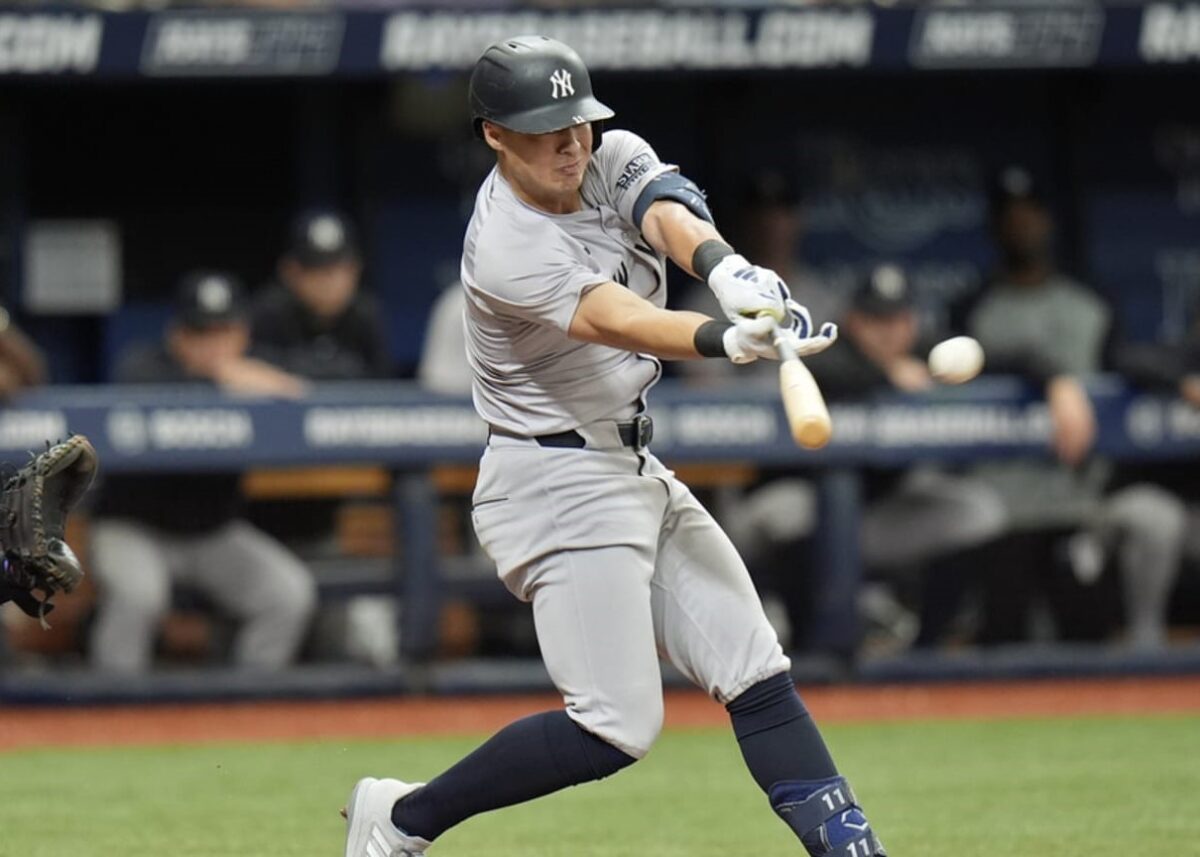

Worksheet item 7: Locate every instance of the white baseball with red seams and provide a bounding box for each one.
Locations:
[928,335,985,385]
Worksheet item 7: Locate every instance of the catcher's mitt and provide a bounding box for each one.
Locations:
[0,434,98,626]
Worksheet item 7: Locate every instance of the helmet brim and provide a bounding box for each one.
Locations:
[475,96,615,139]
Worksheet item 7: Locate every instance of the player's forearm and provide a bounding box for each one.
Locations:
[570,282,713,360]
[576,307,713,361]
[606,309,714,360]
[640,200,725,278]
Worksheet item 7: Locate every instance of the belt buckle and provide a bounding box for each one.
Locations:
[632,414,654,450]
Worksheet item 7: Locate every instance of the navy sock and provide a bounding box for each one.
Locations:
[392,710,635,841]
[726,672,838,792]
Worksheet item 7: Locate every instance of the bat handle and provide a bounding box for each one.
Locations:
[766,319,832,449]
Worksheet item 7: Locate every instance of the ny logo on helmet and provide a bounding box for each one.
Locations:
[549,69,574,99]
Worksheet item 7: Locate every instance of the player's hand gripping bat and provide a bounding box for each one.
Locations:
[765,317,833,450]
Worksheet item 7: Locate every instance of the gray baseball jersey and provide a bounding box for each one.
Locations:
[462,130,673,435]
[464,129,789,758]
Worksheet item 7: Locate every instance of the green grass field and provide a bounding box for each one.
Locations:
[2,714,1197,856]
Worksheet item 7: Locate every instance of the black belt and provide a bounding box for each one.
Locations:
[489,414,653,450]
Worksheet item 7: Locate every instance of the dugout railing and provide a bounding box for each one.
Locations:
[2,376,1200,701]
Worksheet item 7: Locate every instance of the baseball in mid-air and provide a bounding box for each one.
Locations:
[928,336,985,384]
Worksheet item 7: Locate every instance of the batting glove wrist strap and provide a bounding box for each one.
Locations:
[693,320,733,358]
[691,239,735,282]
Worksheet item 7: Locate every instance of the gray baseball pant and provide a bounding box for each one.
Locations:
[472,432,790,759]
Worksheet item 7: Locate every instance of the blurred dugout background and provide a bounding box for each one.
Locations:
[2,0,1200,695]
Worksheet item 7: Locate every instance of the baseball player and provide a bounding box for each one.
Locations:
[344,36,886,857]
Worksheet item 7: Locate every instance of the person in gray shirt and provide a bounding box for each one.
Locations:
[960,167,1179,645]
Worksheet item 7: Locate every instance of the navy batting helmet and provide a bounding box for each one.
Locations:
[469,35,614,146]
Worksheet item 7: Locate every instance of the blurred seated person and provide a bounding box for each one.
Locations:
[1093,310,1200,647]
[251,209,391,380]
[0,304,48,399]
[951,166,1137,645]
[807,264,1008,648]
[250,209,393,551]
[88,273,315,673]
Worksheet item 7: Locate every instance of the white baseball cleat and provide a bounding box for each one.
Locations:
[343,777,431,857]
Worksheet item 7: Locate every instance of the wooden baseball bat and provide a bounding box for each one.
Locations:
[772,325,832,449]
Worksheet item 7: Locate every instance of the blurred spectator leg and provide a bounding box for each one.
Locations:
[976,532,1051,645]
[193,521,316,670]
[1096,484,1187,649]
[861,468,1008,649]
[720,478,816,651]
[914,541,993,648]
[861,468,1009,571]
[89,519,172,673]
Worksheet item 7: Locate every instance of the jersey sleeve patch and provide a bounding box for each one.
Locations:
[590,129,677,228]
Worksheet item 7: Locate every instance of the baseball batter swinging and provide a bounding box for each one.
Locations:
[344,36,886,857]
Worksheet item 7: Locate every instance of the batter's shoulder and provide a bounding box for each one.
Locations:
[596,128,652,156]
[1049,275,1111,320]
[471,212,585,304]
[590,129,658,180]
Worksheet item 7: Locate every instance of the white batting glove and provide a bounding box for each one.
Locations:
[707,255,789,323]
[777,320,839,358]
[721,316,778,364]
[721,316,838,364]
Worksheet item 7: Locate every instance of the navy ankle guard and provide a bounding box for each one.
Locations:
[769,776,886,857]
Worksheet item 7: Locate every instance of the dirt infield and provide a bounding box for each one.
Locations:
[1,676,1197,752]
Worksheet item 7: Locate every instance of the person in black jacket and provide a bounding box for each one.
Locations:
[251,210,391,380]
[808,264,1008,647]
[89,273,315,672]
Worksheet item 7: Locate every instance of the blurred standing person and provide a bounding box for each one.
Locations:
[959,167,1118,644]
[88,273,315,673]
[807,265,1008,648]
[251,209,392,380]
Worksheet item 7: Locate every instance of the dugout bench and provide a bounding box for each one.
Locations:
[3,377,1197,665]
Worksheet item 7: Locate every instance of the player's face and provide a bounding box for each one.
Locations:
[168,321,250,375]
[996,199,1052,268]
[282,259,361,320]
[847,309,918,361]
[487,122,593,214]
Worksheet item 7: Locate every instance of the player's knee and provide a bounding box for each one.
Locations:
[621,706,664,758]
[278,569,318,621]
[100,572,169,619]
[1110,484,1188,541]
[770,775,886,856]
[957,486,1008,547]
[581,692,664,759]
